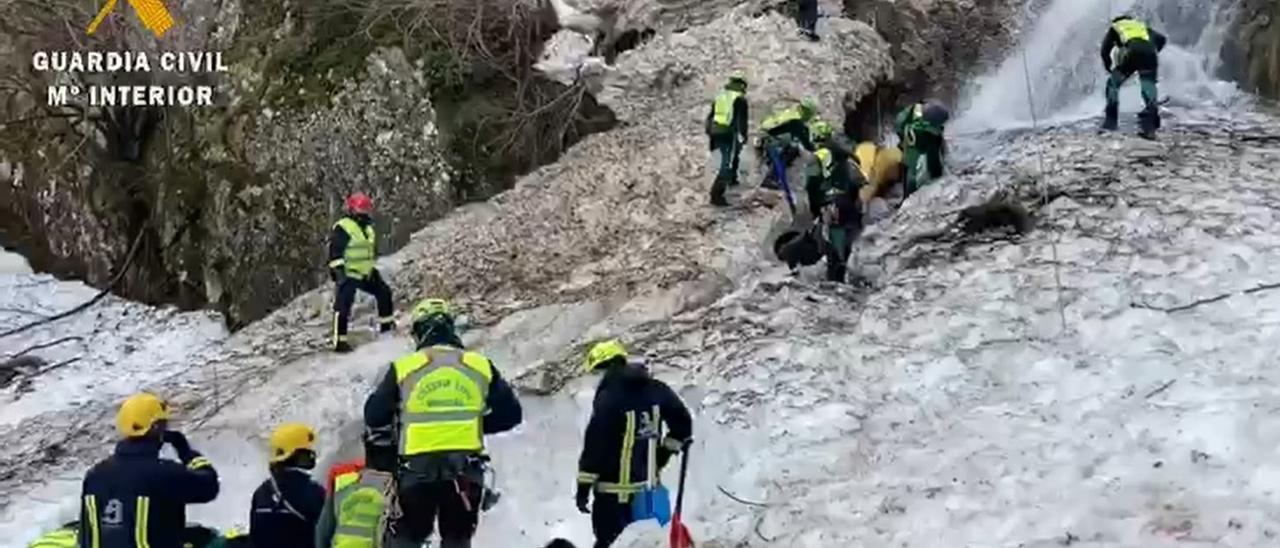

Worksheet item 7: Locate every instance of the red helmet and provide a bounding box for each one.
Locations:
[345,192,373,214]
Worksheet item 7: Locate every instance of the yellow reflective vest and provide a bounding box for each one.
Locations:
[711,90,743,127]
[1112,19,1150,44]
[28,528,77,548]
[334,217,376,279]
[330,470,393,548]
[394,346,494,455]
[761,106,804,132]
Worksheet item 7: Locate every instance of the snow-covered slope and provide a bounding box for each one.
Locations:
[5,1,1280,547]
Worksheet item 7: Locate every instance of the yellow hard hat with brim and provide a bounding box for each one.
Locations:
[585,339,628,372]
[269,422,317,463]
[116,392,171,438]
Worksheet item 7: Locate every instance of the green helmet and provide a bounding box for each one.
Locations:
[810,120,834,140]
[411,298,456,345]
[799,98,818,118]
[727,72,748,89]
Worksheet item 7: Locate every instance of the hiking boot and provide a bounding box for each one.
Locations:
[334,341,354,353]
[1099,117,1118,131]
[710,194,730,207]
[379,321,395,334]
[761,178,780,190]
[1138,129,1157,141]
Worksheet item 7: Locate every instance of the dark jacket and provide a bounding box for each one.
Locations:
[764,118,816,152]
[705,93,749,142]
[249,467,325,548]
[327,214,374,268]
[363,337,523,470]
[79,438,219,548]
[1100,22,1167,70]
[578,368,692,494]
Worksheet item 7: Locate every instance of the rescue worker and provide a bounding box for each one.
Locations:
[363,298,523,548]
[705,73,750,207]
[759,98,820,212]
[29,523,247,548]
[249,423,326,548]
[315,428,398,548]
[329,191,395,353]
[796,0,818,41]
[804,121,865,283]
[575,340,693,548]
[79,393,220,548]
[894,102,949,199]
[1100,14,1167,139]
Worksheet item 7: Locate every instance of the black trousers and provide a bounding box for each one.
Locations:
[332,268,393,347]
[391,470,482,544]
[590,493,635,548]
[796,0,817,35]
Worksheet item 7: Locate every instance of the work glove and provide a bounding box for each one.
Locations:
[575,483,592,514]
[163,430,194,460]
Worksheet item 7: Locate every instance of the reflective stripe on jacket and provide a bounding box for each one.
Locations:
[760,106,803,132]
[1112,19,1150,44]
[334,218,376,279]
[330,470,393,548]
[394,346,494,455]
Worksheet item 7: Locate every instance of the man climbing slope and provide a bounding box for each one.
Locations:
[804,121,865,283]
[894,101,949,199]
[759,98,820,212]
[705,73,750,207]
[248,423,326,548]
[575,340,693,548]
[329,192,395,353]
[79,393,220,548]
[1100,14,1167,139]
[363,298,523,548]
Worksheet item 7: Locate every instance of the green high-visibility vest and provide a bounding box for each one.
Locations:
[331,470,393,548]
[393,346,494,455]
[1112,19,1150,44]
[334,217,376,279]
[761,106,804,132]
[28,528,77,548]
[712,90,743,127]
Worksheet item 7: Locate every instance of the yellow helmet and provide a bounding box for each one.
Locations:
[269,423,316,463]
[411,298,454,323]
[116,393,171,438]
[584,339,628,372]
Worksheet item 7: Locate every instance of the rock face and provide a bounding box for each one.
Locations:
[1221,0,1280,98]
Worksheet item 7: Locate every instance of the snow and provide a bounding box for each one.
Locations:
[5,1,1280,547]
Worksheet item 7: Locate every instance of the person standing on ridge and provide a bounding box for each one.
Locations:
[804,121,864,283]
[79,393,220,548]
[1100,14,1167,139]
[796,0,819,41]
[329,191,395,353]
[705,73,750,207]
[759,98,819,211]
[315,427,399,548]
[248,423,326,548]
[575,340,693,548]
[894,101,949,199]
[364,298,523,548]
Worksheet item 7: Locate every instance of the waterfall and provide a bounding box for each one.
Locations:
[952,0,1247,134]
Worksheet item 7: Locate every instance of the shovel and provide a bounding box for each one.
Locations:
[668,442,695,548]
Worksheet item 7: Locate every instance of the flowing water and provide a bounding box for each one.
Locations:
[952,0,1248,134]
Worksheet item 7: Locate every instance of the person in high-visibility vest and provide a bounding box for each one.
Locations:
[27,522,248,548]
[328,192,395,353]
[575,340,692,548]
[704,73,749,207]
[363,298,523,548]
[315,428,399,548]
[79,393,220,548]
[893,101,949,199]
[248,423,325,548]
[1100,15,1168,138]
[804,121,865,283]
[758,98,819,213]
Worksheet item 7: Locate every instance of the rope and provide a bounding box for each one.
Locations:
[1019,48,1070,337]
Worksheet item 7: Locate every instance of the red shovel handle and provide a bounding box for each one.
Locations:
[669,440,694,548]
